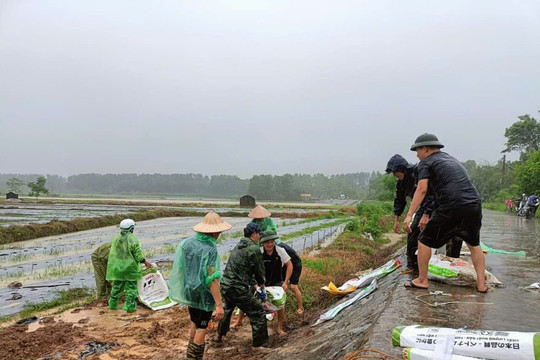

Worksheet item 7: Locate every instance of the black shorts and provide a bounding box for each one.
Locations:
[188,307,213,329]
[418,205,482,249]
[283,265,302,285]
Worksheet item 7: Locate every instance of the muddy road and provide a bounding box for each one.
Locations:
[267,209,540,359]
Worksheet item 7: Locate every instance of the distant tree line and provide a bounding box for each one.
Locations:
[1,172,381,200]
[2,112,537,202]
[248,173,378,201]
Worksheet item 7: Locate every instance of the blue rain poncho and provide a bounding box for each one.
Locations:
[169,232,221,312]
[106,231,145,281]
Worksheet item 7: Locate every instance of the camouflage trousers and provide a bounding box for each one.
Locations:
[217,288,268,347]
[91,254,111,298]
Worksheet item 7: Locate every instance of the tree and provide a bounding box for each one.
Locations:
[514,149,540,194]
[28,176,49,198]
[502,113,540,159]
[6,177,25,193]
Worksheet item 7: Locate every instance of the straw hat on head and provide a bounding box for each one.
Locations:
[248,205,271,219]
[193,211,233,234]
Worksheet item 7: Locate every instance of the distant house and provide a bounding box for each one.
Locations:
[300,193,312,201]
[239,195,256,208]
[6,192,18,200]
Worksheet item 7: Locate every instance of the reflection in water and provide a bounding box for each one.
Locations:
[401,210,539,332]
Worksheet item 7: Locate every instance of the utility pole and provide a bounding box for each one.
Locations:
[501,154,506,185]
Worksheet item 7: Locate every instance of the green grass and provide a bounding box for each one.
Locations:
[0,252,34,264]
[0,287,96,324]
[48,248,65,256]
[0,261,94,284]
[303,257,341,276]
[217,231,243,243]
[143,243,177,258]
[280,218,350,242]
[483,202,507,212]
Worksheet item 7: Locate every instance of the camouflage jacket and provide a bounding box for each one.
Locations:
[220,237,265,293]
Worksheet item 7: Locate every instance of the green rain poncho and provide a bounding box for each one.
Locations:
[169,232,221,312]
[251,217,278,233]
[106,231,145,281]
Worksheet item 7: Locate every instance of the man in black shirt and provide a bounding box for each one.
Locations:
[260,231,292,335]
[403,134,487,293]
[277,241,304,314]
[385,154,435,271]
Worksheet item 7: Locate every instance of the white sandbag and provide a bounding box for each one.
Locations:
[403,348,486,360]
[138,267,177,310]
[265,286,286,309]
[428,255,502,287]
[393,325,540,360]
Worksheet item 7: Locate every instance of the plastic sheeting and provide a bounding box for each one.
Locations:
[314,279,378,326]
[321,259,401,295]
[480,241,526,257]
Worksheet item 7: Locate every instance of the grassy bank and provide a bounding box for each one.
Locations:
[0,208,331,245]
[0,287,96,325]
[483,202,507,212]
[281,202,400,328]
[283,224,404,328]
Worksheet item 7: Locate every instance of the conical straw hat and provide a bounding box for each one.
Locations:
[248,205,271,219]
[193,211,233,233]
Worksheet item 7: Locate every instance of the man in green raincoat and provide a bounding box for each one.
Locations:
[169,211,232,360]
[106,219,151,313]
[217,222,268,347]
[91,242,112,298]
[248,205,278,233]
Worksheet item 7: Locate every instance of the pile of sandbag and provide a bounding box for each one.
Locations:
[428,255,502,287]
[393,325,539,360]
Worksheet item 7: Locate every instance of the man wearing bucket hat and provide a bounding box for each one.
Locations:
[169,211,232,360]
[260,230,292,335]
[403,134,487,293]
[106,219,152,313]
[249,205,278,232]
[233,230,304,328]
[217,222,269,347]
[385,154,436,272]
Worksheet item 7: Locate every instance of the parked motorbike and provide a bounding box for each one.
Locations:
[517,195,539,219]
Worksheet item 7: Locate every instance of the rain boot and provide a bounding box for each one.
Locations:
[186,340,203,360]
[108,298,119,310]
[122,300,137,313]
[192,342,205,360]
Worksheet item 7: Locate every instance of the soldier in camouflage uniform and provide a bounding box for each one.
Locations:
[217,222,268,347]
[91,242,112,298]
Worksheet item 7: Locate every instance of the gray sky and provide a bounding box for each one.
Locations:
[1,0,539,178]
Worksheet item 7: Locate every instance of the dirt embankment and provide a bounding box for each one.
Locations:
[0,231,403,360]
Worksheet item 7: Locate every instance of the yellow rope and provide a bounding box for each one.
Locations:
[344,348,402,360]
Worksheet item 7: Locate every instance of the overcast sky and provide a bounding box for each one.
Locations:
[1,1,538,178]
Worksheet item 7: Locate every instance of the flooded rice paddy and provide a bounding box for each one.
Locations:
[0,214,345,318]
